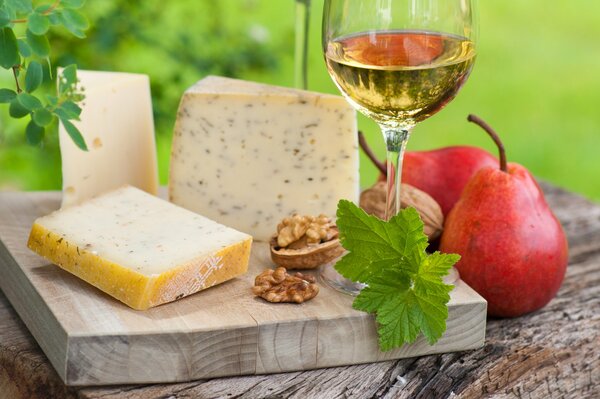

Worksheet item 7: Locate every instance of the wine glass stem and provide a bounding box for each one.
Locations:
[294,0,311,90]
[381,126,411,220]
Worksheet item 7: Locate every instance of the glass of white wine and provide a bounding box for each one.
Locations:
[322,0,477,294]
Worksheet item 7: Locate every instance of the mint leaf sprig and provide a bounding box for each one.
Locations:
[335,200,460,351]
[0,0,88,150]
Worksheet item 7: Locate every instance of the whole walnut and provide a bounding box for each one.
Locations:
[360,182,444,240]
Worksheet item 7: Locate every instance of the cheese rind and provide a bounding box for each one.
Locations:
[59,70,158,207]
[27,186,252,310]
[169,76,359,241]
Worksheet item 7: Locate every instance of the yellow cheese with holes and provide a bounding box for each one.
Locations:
[27,186,252,310]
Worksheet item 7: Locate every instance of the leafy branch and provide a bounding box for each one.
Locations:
[0,0,89,150]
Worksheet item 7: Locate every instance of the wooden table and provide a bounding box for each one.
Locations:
[1,183,599,398]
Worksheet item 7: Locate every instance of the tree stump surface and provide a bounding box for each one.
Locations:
[1,183,599,399]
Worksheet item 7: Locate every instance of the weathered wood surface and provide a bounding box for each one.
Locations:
[0,182,599,398]
[0,191,485,386]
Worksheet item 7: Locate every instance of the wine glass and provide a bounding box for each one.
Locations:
[322,0,477,294]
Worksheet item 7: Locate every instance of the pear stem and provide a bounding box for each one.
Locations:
[467,114,508,173]
[358,130,387,175]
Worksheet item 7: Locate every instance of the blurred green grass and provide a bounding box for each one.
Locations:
[1,0,599,201]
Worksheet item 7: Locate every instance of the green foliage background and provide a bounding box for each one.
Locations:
[1,0,599,200]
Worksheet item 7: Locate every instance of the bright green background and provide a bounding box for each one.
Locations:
[1,1,599,200]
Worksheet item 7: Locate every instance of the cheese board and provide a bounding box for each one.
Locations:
[0,190,487,386]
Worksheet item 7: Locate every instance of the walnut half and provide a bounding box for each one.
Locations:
[271,214,344,270]
[252,267,319,303]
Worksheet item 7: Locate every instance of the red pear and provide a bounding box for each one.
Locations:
[440,115,568,317]
[359,132,497,216]
[402,147,498,216]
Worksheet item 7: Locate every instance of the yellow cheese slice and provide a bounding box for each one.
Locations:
[27,186,252,310]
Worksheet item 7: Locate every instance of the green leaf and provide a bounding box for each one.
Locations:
[61,100,82,118]
[6,0,32,13]
[335,201,428,283]
[16,92,42,110]
[44,94,58,107]
[0,9,10,28]
[17,38,32,57]
[25,118,44,144]
[0,27,19,69]
[60,0,85,9]
[335,201,460,351]
[0,88,16,103]
[25,60,43,92]
[59,9,88,38]
[33,107,53,126]
[26,29,50,57]
[9,97,29,118]
[60,118,87,151]
[61,64,77,85]
[48,12,61,25]
[353,268,411,313]
[28,12,49,35]
[34,3,53,13]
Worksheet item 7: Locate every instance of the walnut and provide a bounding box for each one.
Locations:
[360,181,444,240]
[252,267,319,303]
[277,214,332,248]
[271,214,343,270]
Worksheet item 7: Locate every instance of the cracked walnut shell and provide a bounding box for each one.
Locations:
[271,214,344,270]
[252,267,319,303]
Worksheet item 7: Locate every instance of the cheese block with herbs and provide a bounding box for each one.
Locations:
[169,76,359,241]
[27,186,252,310]
[59,70,158,207]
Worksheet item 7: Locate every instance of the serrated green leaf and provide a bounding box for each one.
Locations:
[335,201,428,282]
[9,97,29,118]
[33,107,53,126]
[25,60,43,92]
[28,12,49,35]
[60,0,85,9]
[353,268,411,313]
[16,92,42,110]
[17,38,32,57]
[375,291,421,350]
[26,29,50,57]
[0,88,16,103]
[417,252,460,288]
[59,9,88,38]
[0,27,19,69]
[60,117,87,151]
[26,118,44,144]
[335,201,460,351]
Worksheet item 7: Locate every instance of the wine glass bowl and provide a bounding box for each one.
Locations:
[322,0,477,295]
[325,31,475,126]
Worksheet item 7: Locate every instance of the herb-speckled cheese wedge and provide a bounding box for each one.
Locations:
[169,76,359,241]
[27,186,252,310]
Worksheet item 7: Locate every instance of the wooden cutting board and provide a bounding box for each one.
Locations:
[0,191,487,386]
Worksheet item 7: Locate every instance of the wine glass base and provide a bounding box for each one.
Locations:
[320,260,461,297]
[320,261,365,296]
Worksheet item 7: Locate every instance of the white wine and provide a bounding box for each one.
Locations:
[325,30,476,125]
